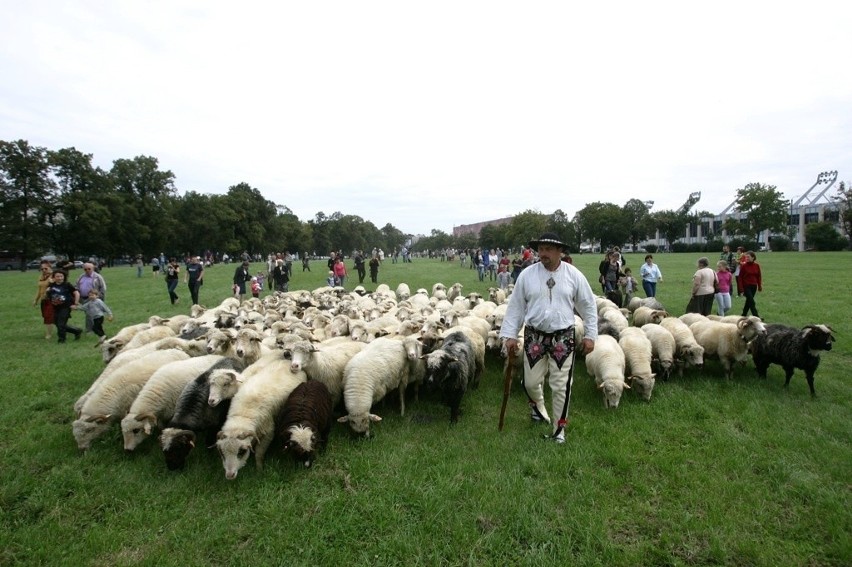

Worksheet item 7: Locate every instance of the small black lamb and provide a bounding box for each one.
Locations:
[422,330,476,424]
[276,380,333,468]
[159,358,245,470]
[750,323,835,396]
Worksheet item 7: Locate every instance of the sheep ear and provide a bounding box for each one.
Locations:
[89,414,111,423]
[337,415,349,423]
[368,414,383,423]
[597,383,604,390]
[623,381,631,389]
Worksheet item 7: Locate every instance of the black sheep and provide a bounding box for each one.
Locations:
[159,358,245,470]
[750,324,835,396]
[422,330,476,424]
[276,380,333,468]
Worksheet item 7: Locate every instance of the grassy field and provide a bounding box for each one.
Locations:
[0,252,849,566]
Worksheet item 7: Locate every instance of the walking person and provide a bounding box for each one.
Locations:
[165,257,180,305]
[715,260,733,316]
[272,259,289,292]
[500,233,598,444]
[369,254,380,284]
[639,254,663,298]
[354,251,366,284]
[185,256,204,306]
[76,262,107,334]
[686,257,717,316]
[32,259,55,340]
[74,290,113,343]
[46,270,82,343]
[333,256,347,288]
[233,261,251,303]
[302,252,311,272]
[739,251,762,317]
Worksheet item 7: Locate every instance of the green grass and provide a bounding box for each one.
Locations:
[0,253,849,566]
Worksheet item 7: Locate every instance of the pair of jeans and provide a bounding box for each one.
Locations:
[167,278,179,304]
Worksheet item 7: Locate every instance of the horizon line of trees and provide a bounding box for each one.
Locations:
[2,139,848,266]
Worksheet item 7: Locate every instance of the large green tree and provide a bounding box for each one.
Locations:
[651,209,688,251]
[575,202,629,250]
[0,140,55,265]
[622,199,653,251]
[724,182,788,242]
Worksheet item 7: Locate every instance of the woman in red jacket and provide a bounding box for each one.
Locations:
[739,251,762,318]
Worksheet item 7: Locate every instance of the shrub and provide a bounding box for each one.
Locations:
[644,244,658,253]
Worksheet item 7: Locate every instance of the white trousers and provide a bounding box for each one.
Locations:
[523,349,577,437]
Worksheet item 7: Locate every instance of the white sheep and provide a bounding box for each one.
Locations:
[679,313,709,327]
[121,325,177,352]
[75,336,207,417]
[660,317,705,370]
[585,335,629,408]
[689,317,767,379]
[641,323,677,381]
[618,327,656,401]
[446,282,464,303]
[598,306,629,338]
[488,287,507,305]
[631,306,670,327]
[72,349,191,451]
[337,337,412,436]
[471,300,497,320]
[395,283,411,300]
[233,328,274,365]
[121,355,226,451]
[216,360,307,479]
[627,296,666,312]
[284,339,366,405]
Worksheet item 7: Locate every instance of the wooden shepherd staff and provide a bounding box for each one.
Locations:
[498,349,517,431]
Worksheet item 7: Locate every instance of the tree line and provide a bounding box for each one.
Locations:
[2,139,847,267]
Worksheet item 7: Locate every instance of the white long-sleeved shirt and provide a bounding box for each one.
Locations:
[500,261,598,340]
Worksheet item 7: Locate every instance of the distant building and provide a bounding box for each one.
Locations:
[452,216,513,238]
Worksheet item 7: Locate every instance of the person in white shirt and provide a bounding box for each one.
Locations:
[500,233,598,444]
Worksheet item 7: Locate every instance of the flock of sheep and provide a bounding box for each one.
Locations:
[71,280,835,479]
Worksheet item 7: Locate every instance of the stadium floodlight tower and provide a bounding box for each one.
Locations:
[791,170,838,251]
[677,192,701,216]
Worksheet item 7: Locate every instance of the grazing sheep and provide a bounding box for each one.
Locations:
[276,380,334,468]
[121,355,226,451]
[422,330,476,423]
[337,337,411,437]
[72,349,191,451]
[641,323,677,381]
[121,325,177,352]
[159,358,246,470]
[627,296,665,312]
[679,313,709,327]
[100,322,152,362]
[618,327,656,401]
[689,317,766,380]
[598,307,629,338]
[216,360,307,479]
[660,317,705,371]
[395,283,411,301]
[585,335,629,408]
[631,306,670,327]
[284,339,366,405]
[750,323,835,396]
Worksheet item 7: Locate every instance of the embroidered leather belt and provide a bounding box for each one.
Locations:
[523,326,576,370]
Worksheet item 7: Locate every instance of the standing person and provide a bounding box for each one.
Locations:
[720,244,735,267]
[165,257,180,305]
[151,255,160,277]
[735,246,747,296]
[272,259,289,292]
[715,260,733,316]
[739,251,762,317]
[686,257,717,316]
[135,255,144,278]
[46,270,82,343]
[333,256,347,288]
[302,252,311,272]
[233,261,251,302]
[250,277,262,299]
[369,254,380,284]
[74,290,113,343]
[500,233,598,444]
[32,260,55,340]
[639,254,663,298]
[619,267,638,307]
[76,263,107,334]
[598,251,623,294]
[326,271,337,287]
[185,256,204,306]
[354,251,366,284]
[488,249,498,281]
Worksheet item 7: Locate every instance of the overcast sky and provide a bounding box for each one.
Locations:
[2,1,850,236]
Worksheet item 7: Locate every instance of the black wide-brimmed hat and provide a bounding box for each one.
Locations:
[528,232,567,250]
